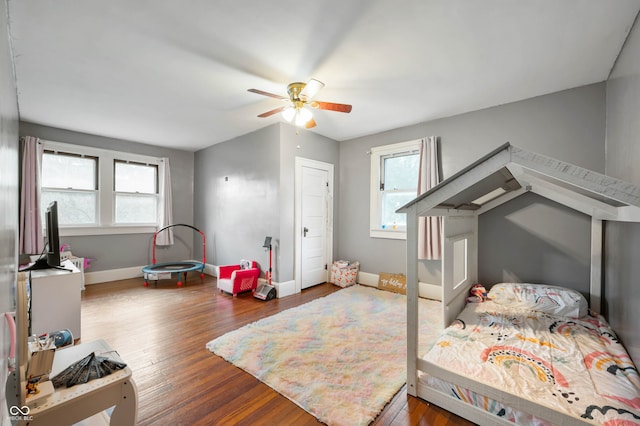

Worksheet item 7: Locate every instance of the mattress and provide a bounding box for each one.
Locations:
[418,301,640,425]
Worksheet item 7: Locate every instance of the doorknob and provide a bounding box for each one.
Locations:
[303,227,309,237]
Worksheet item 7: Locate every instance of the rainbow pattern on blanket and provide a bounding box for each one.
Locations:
[421,301,640,425]
[481,345,569,387]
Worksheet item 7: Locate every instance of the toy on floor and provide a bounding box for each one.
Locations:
[466,283,488,303]
[142,224,206,287]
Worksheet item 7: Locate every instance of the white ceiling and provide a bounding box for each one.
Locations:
[8,1,640,152]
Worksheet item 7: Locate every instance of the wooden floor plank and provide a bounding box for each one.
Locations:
[80,275,473,425]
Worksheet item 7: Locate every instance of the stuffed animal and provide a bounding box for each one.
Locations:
[466,283,488,303]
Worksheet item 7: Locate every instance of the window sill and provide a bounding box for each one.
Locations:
[60,225,157,237]
[370,229,407,240]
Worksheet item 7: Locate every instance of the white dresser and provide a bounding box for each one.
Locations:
[29,259,82,340]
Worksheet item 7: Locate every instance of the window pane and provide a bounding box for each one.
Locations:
[381,191,413,229]
[42,152,97,190]
[41,191,97,225]
[384,154,419,190]
[115,162,157,194]
[115,194,157,223]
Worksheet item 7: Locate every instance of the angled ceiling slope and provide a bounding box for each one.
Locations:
[398,143,640,222]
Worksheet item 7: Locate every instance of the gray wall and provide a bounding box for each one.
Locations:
[193,123,340,283]
[338,84,605,285]
[19,122,195,272]
[604,17,640,364]
[194,125,281,276]
[478,192,591,298]
[1,0,20,416]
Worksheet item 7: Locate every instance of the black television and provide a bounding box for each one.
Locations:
[23,201,64,271]
[45,200,61,268]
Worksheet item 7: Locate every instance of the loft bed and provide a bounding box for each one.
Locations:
[397,143,640,425]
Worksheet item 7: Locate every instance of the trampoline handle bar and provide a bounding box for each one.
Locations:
[151,224,206,266]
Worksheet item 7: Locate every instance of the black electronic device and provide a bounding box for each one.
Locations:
[262,236,272,248]
[21,201,69,271]
[253,284,276,301]
[45,201,61,268]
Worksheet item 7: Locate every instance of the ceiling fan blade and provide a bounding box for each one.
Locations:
[310,101,352,113]
[300,78,325,100]
[305,118,317,129]
[248,88,287,100]
[258,106,286,118]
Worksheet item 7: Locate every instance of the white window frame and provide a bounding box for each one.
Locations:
[370,140,420,240]
[113,159,159,225]
[41,140,163,236]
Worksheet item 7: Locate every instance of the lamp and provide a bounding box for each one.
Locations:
[295,107,312,126]
[282,107,295,122]
[282,105,313,127]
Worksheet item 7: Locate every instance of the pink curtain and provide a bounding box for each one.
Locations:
[156,158,174,245]
[417,136,442,260]
[19,136,44,254]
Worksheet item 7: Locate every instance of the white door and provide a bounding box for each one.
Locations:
[301,166,328,289]
[295,158,333,293]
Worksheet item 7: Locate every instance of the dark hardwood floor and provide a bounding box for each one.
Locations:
[80,274,473,425]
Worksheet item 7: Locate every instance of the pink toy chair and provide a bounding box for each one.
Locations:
[217,260,260,296]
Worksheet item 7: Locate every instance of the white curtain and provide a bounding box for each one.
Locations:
[156,157,174,245]
[417,136,442,260]
[19,136,44,254]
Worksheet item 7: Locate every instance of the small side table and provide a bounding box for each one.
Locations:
[23,339,137,426]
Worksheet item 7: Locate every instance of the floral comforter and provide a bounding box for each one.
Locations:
[420,301,640,425]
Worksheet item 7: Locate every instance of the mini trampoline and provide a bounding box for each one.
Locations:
[142,224,206,287]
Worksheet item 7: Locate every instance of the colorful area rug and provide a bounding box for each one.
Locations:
[206,284,442,426]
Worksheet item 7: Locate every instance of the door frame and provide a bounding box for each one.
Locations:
[294,157,334,294]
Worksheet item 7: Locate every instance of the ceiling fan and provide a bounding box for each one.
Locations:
[248,78,352,129]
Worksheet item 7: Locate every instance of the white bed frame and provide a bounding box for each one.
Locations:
[399,143,640,425]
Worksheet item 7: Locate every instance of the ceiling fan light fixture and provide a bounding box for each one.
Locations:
[295,107,313,126]
[282,107,296,122]
[250,78,351,128]
[282,106,313,127]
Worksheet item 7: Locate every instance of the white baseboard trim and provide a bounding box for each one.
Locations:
[357,271,379,288]
[205,263,217,276]
[84,266,442,301]
[356,271,442,301]
[418,282,442,301]
[85,266,144,285]
[274,280,296,298]
[85,262,218,285]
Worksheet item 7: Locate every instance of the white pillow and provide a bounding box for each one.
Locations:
[487,283,588,318]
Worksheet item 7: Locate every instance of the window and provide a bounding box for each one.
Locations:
[40,140,163,236]
[114,160,158,224]
[41,151,98,225]
[370,140,420,239]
